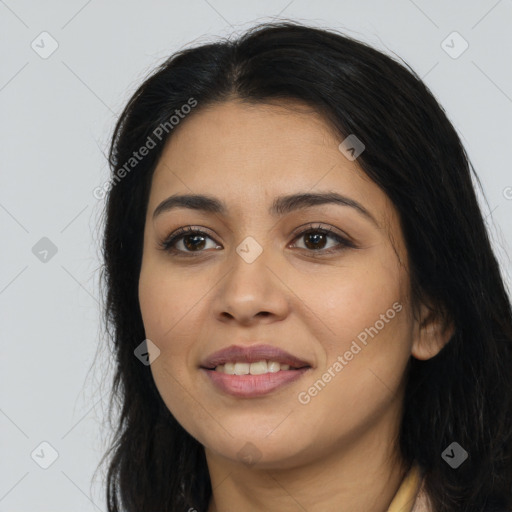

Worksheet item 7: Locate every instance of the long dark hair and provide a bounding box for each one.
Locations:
[96,21,512,511]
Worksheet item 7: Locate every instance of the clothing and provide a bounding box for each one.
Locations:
[387,464,431,512]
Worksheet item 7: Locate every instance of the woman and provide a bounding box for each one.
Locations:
[97,21,512,511]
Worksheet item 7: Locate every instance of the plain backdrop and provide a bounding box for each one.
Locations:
[1,0,511,509]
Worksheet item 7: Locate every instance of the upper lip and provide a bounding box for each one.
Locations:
[200,344,312,369]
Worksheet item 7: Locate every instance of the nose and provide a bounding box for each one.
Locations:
[212,249,290,326]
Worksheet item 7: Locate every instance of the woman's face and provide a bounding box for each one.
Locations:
[138,99,419,470]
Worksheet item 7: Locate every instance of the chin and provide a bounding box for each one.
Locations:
[203,431,313,470]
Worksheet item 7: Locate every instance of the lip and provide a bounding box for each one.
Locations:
[201,367,312,398]
[199,344,312,370]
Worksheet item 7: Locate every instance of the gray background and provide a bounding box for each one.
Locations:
[1,0,511,509]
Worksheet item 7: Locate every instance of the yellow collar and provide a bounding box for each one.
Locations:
[387,464,423,512]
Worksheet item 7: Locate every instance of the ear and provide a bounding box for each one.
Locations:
[411,301,455,360]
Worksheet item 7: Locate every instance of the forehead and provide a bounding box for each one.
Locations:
[155,100,341,175]
[149,100,393,229]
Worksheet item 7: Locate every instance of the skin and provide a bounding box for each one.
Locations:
[138,99,453,511]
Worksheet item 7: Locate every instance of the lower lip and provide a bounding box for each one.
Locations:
[201,367,311,398]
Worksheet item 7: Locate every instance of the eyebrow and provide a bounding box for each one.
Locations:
[152,192,378,226]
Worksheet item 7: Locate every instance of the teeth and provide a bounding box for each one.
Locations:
[234,362,250,375]
[248,361,266,375]
[267,361,282,373]
[214,360,295,374]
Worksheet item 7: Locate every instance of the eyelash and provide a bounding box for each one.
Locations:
[159,223,356,257]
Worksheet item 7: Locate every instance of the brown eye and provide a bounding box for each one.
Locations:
[291,224,356,254]
[160,227,220,255]
[181,233,207,251]
[303,231,329,250]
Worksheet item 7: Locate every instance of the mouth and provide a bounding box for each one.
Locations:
[199,343,312,397]
[203,360,311,374]
[199,343,313,374]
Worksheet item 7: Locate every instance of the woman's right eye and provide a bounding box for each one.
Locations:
[159,227,220,256]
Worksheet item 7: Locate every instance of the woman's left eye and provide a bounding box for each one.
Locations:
[291,225,354,253]
[159,224,355,256]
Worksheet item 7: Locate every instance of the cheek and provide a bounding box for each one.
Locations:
[138,260,208,413]
[138,259,203,344]
[295,297,410,450]
[294,256,411,409]
[299,253,409,350]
